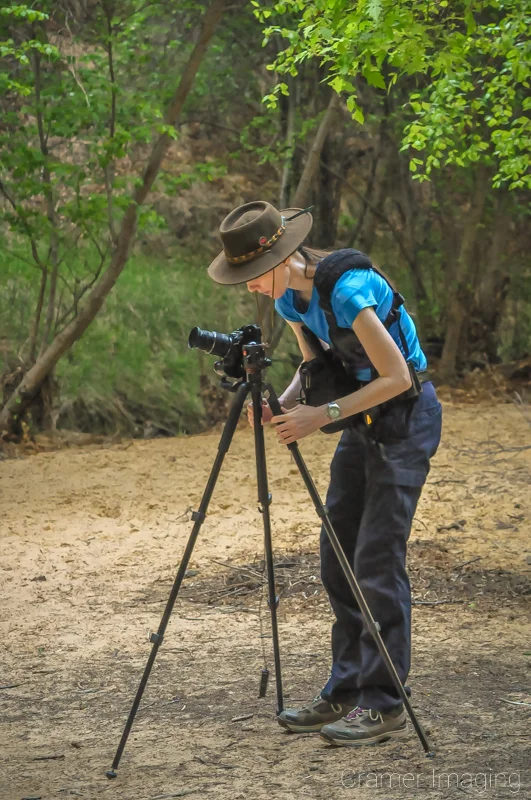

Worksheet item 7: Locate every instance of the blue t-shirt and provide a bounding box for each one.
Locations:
[275,268,427,382]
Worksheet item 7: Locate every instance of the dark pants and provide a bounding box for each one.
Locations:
[319,382,442,711]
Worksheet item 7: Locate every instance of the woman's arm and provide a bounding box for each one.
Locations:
[332,306,411,420]
[271,308,412,443]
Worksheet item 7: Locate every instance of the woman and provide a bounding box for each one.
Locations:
[208,201,442,747]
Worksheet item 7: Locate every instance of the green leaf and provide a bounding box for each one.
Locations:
[362,65,386,90]
[367,0,382,22]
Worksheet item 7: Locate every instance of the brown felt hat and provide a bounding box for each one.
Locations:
[208,201,313,285]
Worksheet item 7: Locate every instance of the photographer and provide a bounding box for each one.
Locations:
[208,201,442,748]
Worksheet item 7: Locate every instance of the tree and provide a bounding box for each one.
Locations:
[0,0,229,434]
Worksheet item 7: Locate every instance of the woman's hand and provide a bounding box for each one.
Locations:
[247,399,274,428]
[270,404,325,445]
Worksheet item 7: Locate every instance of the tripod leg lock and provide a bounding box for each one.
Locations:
[149,632,164,645]
[316,504,329,519]
[191,510,206,523]
[258,493,272,513]
[267,595,280,609]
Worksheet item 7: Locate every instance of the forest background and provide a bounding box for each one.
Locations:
[1,0,530,439]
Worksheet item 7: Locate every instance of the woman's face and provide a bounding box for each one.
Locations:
[246,261,290,299]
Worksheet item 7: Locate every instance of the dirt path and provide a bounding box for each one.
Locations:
[1,401,530,799]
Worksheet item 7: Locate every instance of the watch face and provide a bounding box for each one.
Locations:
[328,404,341,420]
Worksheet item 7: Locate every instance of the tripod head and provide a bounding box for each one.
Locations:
[188,323,271,391]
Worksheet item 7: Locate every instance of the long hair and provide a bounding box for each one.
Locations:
[298,245,334,278]
[297,245,396,289]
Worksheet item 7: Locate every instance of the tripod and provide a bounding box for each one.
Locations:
[107,340,433,778]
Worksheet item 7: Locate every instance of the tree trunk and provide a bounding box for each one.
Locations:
[393,146,428,305]
[355,146,390,254]
[463,193,511,364]
[312,130,342,246]
[438,168,490,382]
[0,0,227,434]
[278,76,296,209]
[291,91,340,209]
[346,137,382,249]
[259,90,341,353]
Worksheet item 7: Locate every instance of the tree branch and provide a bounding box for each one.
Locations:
[33,48,60,359]
[29,268,48,364]
[0,180,45,271]
[102,0,118,244]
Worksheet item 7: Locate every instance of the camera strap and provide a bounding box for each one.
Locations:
[300,324,329,361]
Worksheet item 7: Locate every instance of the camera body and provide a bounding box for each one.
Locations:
[188,323,264,379]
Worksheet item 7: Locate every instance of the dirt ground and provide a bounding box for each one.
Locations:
[1,400,530,800]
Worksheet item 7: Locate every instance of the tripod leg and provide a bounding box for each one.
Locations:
[251,380,284,714]
[264,384,434,757]
[106,382,250,778]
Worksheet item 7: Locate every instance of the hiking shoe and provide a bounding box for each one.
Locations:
[320,704,408,746]
[277,694,356,733]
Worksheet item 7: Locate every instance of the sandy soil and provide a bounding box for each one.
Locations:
[1,401,530,800]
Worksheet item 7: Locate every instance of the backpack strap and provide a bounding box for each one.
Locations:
[314,250,372,314]
[314,248,410,360]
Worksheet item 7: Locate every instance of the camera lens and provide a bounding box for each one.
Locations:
[188,327,233,358]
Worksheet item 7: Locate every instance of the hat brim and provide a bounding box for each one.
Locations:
[208,208,313,285]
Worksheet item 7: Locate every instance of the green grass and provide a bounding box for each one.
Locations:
[0,240,297,434]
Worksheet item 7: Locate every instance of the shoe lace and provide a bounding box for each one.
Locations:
[345,705,367,721]
[345,706,383,723]
[311,694,342,714]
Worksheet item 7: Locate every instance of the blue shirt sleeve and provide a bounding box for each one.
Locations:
[331,271,378,328]
[275,292,301,323]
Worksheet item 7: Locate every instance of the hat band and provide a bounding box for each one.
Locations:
[226,217,286,265]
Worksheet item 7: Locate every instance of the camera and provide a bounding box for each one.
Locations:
[188,323,263,380]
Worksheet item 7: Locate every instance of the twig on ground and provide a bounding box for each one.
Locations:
[499,698,531,707]
[454,556,483,570]
[152,791,205,800]
[209,558,264,579]
[230,713,253,722]
[412,599,467,606]
[428,479,464,485]
[32,754,65,761]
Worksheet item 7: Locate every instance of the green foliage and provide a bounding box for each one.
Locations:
[0,0,219,244]
[0,0,244,370]
[238,106,325,166]
[253,0,531,190]
[401,1,531,189]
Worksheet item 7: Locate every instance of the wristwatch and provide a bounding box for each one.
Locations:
[326,402,342,421]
